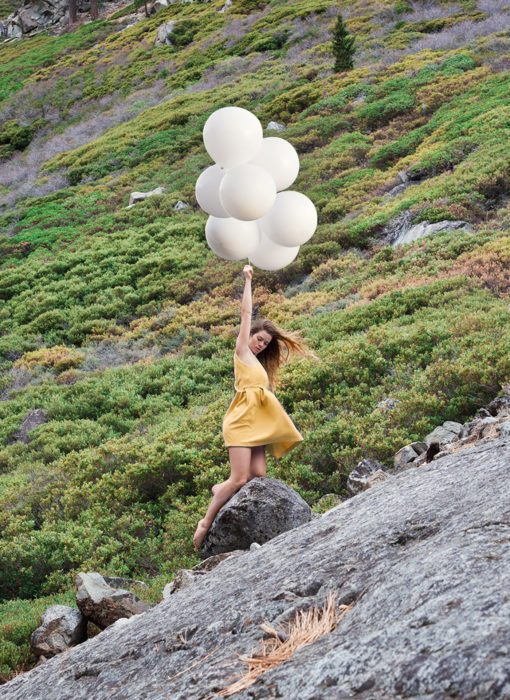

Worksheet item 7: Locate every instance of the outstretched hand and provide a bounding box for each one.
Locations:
[243,264,253,281]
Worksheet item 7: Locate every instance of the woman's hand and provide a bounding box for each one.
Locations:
[243,264,253,281]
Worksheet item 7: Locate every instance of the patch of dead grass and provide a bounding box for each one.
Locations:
[216,592,354,697]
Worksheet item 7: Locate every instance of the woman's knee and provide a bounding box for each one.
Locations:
[230,474,249,489]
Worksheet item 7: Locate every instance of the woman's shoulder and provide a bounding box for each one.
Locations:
[234,350,258,367]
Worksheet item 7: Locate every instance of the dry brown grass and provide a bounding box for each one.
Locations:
[216,592,354,697]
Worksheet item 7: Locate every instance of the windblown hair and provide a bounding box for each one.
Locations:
[250,319,316,391]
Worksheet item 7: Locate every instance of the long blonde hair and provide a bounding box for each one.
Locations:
[250,319,316,391]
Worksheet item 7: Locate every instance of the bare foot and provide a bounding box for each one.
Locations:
[211,484,219,496]
[193,519,209,549]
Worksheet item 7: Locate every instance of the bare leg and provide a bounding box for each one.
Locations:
[193,447,252,549]
[250,445,267,479]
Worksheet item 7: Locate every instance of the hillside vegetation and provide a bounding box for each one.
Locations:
[0,0,509,681]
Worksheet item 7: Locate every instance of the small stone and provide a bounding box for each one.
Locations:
[250,542,261,550]
[376,398,400,412]
[174,200,188,211]
[348,458,386,496]
[266,121,286,131]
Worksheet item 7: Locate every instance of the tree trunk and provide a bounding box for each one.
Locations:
[90,0,99,20]
[68,0,77,25]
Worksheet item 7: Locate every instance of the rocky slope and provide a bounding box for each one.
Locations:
[2,434,509,699]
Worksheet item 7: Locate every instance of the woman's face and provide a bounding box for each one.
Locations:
[249,330,272,355]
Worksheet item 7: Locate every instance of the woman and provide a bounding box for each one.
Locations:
[193,264,311,549]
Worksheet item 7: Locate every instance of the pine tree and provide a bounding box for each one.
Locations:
[332,12,355,72]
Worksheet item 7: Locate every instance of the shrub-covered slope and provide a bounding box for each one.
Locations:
[0,0,509,680]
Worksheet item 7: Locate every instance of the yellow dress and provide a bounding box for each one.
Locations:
[222,352,303,459]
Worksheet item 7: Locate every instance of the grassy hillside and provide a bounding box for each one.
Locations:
[1,0,509,681]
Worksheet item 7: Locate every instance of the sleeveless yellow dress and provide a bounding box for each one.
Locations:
[222,352,303,459]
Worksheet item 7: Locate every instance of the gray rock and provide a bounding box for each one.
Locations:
[487,395,510,416]
[75,573,149,629]
[386,183,408,198]
[382,212,472,248]
[409,441,427,455]
[500,420,510,437]
[393,444,419,468]
[127,187,166,207]
[154,21,175,46]
[7,408,48,444]
[218,0,232,12]
[392,220,472,247]
[173,200,188,210]
[30,606,86,659]
[375,397,400,411]
[365,469,389,489]
[200,477,312,558]
[4,437,510,700]
[442,420,464,437]
[266,121,286,131]
[424,423,462,447]
[103,576,147,590]
[162,551,245,598]
[347,458,386,496]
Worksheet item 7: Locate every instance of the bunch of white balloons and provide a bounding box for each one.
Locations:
[195,106,317,271]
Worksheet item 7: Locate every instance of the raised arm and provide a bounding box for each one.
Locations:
[235,265,253,358]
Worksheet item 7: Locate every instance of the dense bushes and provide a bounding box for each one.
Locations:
[0,0,509,682]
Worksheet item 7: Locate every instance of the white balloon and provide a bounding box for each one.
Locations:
[219,164,277,221]
[205,216,260,261]
[250,137,300,191]
[195,165,228,218]
[259,191,317,247]
[203,107,263,169]
[249,232,299,271]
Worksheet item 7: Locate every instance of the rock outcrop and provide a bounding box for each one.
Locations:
[3,435,509,699]
[200,476,312,558]
[395,397,510,469]
[1,0,90,39]
[7,408,48,444]
[126,187,165,208]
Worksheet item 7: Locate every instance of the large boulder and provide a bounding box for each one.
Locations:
[200,477,312,558]
[75,573,149,629]
[3,436,510,700]
[30,606,86,659]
